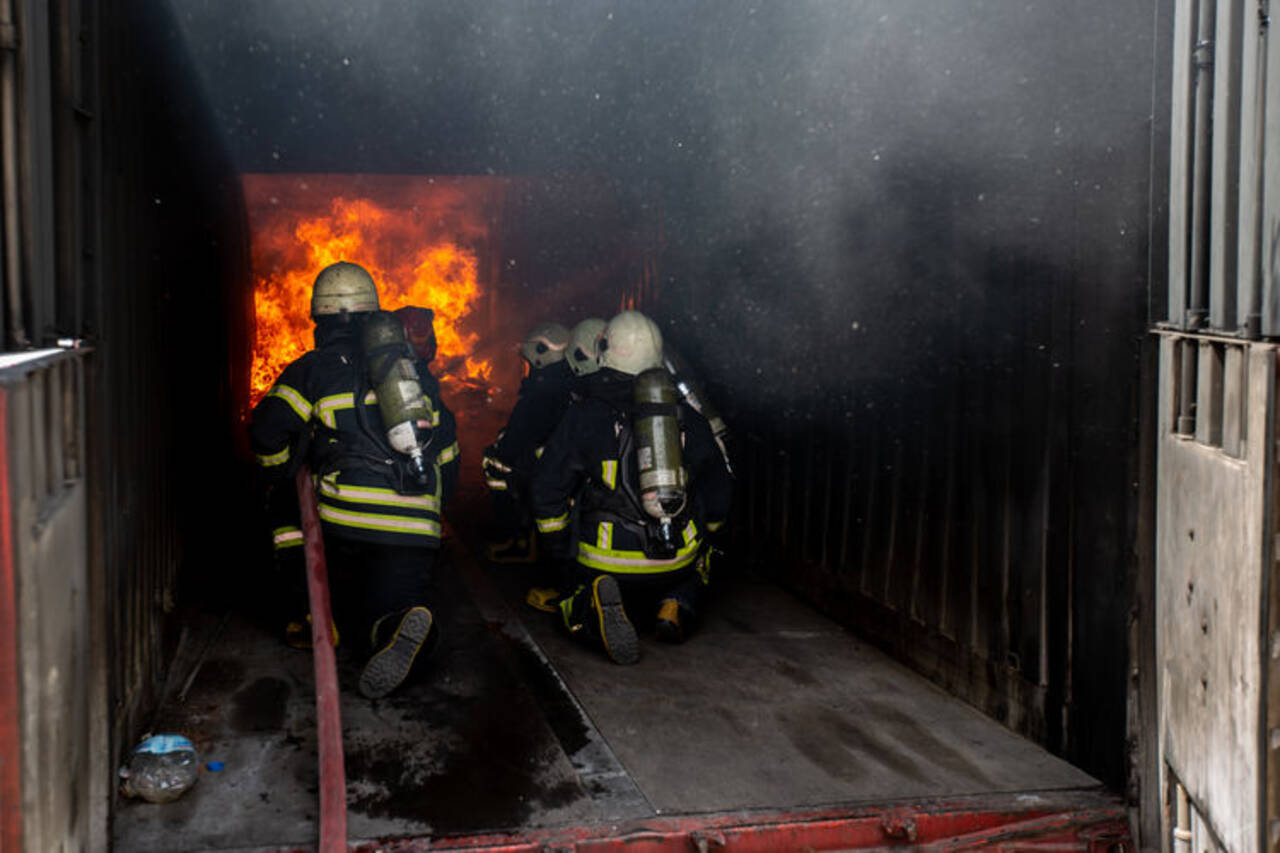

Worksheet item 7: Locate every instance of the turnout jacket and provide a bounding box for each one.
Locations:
[531,369,731,576]
[490,360,575,475]
[250,324,459,550]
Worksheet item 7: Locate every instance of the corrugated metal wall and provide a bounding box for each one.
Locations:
[0,0,250,847]
[721,247,1144,788]
[646,2,1169,791]
[90,0,252,790]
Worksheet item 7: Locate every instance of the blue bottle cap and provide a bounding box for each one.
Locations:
[206,761,225,772]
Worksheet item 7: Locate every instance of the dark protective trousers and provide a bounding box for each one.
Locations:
[325,539,437,654]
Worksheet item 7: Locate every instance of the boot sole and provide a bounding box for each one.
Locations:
[593,576,639,665]
[359,607,433,699]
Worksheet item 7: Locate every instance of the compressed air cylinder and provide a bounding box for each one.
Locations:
[633,367,687,521]
[362,311,431,459]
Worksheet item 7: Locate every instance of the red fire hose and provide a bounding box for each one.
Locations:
[295,467,347,852]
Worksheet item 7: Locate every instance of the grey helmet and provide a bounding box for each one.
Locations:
[310,261,379,319]
[519,322,571,369]
[567,318,607,377]
[599,311,663,376]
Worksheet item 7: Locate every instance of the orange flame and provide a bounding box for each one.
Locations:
[249,195,491,405]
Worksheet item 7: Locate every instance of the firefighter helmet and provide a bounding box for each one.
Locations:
[519,322,570,369]
[567,317,607,377]
[599,310,663,376]
[311,261,379,319]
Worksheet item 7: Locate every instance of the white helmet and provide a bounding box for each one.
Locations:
[519,322,570,369]
[567,318,607,377]
[599,310,663,376]
[311,261,379,318]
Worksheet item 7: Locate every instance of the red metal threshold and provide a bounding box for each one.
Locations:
[282,793,1133,852]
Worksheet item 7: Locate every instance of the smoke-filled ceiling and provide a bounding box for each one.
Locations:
[168,0,1158,416]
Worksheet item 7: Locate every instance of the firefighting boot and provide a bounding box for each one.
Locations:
[559,576,639,665]
[525,587,562,613]
[654,598,687,644]
[285,613,340,650]
[486,535,537,564]
[359,606,434,699]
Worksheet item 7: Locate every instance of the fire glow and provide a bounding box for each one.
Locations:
[244,176,498,406]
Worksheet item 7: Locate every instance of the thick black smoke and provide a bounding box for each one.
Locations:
[168,0,1158,416]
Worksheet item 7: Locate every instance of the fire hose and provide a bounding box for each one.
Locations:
[296,466,347,852]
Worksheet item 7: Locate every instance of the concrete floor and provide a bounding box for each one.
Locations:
[113,536,1098,852]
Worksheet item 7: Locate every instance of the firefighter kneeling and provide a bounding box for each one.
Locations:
[531,310,732,664]
[249,262,459,699]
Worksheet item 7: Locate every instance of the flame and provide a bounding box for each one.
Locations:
[249,195,491,405]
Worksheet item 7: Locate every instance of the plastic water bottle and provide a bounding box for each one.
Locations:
[119,734,199,803]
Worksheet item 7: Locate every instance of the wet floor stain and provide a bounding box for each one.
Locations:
[188,658,247,697]
[863,698,996,787]
[344,685,584,832]
[774,658,820,687]
[779,705,929,786]
[497,628,591,756]
[231,677,291,732]
[343,616,589,832]
[721,614,759,634]
[715,706,754,738]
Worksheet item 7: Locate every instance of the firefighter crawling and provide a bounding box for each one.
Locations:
[531,311,733,664]
[249,261,459,699]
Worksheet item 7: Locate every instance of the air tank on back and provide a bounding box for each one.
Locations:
[362,310,432,483]
[633,366,687,554]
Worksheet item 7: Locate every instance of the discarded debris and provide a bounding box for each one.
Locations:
[119,734,199,803]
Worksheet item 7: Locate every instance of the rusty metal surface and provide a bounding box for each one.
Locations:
[0,350,90,851]
[208,794,1131,853]
[0,387,21,853]
[0,0,251,848]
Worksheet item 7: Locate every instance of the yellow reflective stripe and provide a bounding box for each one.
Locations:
[363,390,377,404]
[534,446,545,460]
[317,503,441,536]
[682,520,698,546]
[272,527,304,549]
[601,460,618,490]
[268,383,312,422]
[315,392,354,428]
[437,442,459,466]
[577,538,701,573]
[597,522,613,550]
[485,478,509,491]
[483,455,512,473]
[707,520,724,532]
[536,512,570,533]
[696,551,711,584]
[257,447,290,468]
[317,477,440,512]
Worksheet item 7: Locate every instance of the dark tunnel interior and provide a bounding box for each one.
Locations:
[93,0,1172,800]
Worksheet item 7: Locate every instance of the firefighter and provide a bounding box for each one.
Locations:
[513,316,610,611]
[482,321,574,565]
[530,310,732,664]
[250,262,459,699]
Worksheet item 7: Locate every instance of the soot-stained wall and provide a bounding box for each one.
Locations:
[93,0,252,778]
[168,0,1166,787]
[650,4,1166,789]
